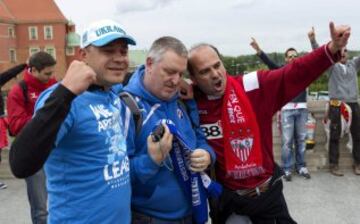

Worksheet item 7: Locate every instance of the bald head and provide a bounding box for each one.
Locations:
[187,44,227,97]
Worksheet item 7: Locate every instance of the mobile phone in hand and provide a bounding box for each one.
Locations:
[151,124,165,142]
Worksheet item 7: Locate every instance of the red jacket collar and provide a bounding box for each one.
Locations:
[23,68,57,91]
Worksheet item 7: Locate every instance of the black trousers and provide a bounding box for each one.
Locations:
[210,165,296,224]
[329,102,360,165]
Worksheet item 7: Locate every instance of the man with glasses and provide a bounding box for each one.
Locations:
[308,27,360,176]
[250,38,311,181]
[7,51,57,224]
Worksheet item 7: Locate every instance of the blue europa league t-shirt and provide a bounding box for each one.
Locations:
[36,84,132,224]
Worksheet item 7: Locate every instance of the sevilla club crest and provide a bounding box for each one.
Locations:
[230,138,254,162]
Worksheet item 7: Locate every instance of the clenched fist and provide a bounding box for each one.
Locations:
[61,60,97,95]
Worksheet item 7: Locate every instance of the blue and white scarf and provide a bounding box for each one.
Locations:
[156,119,222,224]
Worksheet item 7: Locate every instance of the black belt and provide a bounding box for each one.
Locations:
[234,176,282,198]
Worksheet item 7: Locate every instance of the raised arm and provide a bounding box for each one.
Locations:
[352,51,360,71]
[0,64,26,86]
[250,37,262,55]
[10,61,97,178]
[308,26,320,50]
[250,37,280,69]
[257,22,350,114]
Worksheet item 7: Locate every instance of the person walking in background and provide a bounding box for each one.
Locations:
[308,27,360,176]
[250,38,311,181]
[7,52,57,223]
[0,63,27,190]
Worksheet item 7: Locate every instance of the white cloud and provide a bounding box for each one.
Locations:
[55,0,360,56]
[231,0,258,7]
[116,0,178,14]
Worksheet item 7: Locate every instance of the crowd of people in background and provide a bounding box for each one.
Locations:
[0,18,358,224]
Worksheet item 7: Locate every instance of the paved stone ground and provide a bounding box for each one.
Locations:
[0,171,360,224]
[0,178,30,224]
[283,170,360,224]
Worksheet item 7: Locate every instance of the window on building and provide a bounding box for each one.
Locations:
[28,26,38,40]
[44,26,53,40]
[66,47,75,56]
[45,47,56,59]
[29,47,40,56]
[8,27,15,38]
[9,49,16,63]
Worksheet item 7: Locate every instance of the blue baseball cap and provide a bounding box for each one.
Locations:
[81,19,136,48]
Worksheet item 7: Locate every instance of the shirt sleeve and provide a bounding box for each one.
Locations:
[310,39,320,50]
[0,64,26,86]
[253,44,339,114]
[128,138,161,184]
[353,56,360,71]
[310,38,334,76]
[9,84,76,178]
[126,101,161,184]
[258,51,281,70]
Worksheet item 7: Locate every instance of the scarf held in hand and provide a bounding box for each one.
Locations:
[157,119,222,224]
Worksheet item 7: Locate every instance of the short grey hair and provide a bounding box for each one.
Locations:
[147,36,188,63]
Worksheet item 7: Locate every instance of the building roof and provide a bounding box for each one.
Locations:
[66,32,80,47]
[0,0,67,23]
[0,0,14,22]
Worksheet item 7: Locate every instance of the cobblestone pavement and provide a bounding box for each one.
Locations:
[1,170,360,224]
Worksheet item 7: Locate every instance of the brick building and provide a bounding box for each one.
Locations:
[0,0,80,90]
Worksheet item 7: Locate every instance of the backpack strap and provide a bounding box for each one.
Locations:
[120,93,196,135]
[119,92,143,135]
[18,80,28,106]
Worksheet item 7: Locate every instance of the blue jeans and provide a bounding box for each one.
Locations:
[25,168,48,224]
[281,108,308,172]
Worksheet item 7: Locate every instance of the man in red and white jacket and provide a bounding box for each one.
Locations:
[7,51,57,224]
[186,22,350,224]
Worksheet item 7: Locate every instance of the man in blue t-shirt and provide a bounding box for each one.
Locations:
[9,19,140,224]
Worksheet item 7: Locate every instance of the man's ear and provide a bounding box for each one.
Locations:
[145,57,153,74]
[79,48,87,61]
[146,57,153,67]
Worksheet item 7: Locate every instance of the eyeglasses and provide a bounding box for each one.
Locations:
[287,54,298,59]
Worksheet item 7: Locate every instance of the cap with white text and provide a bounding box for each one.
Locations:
[81,19,136,48]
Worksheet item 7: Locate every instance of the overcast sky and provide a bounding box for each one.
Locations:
[55,0,360,56]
